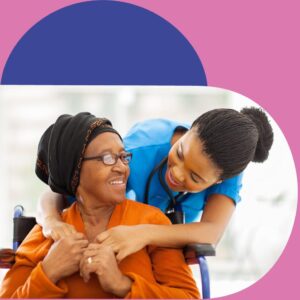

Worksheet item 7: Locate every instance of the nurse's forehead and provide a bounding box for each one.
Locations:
[180,132,221,179]
[181,130,203,149]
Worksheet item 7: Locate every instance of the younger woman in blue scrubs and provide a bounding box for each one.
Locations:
[37,107,273,261]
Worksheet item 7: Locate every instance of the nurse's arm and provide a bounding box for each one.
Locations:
[146,194,235,247]
[36,188,76,240]
[98,195,235,261]
[198,194,236,244]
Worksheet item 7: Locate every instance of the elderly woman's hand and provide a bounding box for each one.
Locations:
[96,225,148,262]
[43,217,78,241]
[80,243,132,297]
[41,232,88,283]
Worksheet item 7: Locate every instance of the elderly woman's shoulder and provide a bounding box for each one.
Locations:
[15,224,53,265]
[124,199,171,225]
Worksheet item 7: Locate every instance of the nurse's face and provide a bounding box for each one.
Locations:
[166,128,222,193]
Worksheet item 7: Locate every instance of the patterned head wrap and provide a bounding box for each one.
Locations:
[35,112,122,196]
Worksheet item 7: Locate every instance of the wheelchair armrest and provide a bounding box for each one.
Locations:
[184,243,216,264]
[0,248,15,268]
[0,208,36,269]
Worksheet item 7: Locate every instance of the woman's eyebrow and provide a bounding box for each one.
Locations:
[180,142,208,183]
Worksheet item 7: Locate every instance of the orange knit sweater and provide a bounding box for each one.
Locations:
[0,200,200,298]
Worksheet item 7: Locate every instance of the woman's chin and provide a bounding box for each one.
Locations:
[113,196,125,205]
[111,190,126,204]
[118,198,125,204]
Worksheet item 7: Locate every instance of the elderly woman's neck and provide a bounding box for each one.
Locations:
[76,198,115,242]
[79,203,114,226]
[76,195,115,226]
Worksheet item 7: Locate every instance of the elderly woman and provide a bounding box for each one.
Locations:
[0,113,199,299]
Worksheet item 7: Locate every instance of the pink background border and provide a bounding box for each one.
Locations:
[0,0,299,299]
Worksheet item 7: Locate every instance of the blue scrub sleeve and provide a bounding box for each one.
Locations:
[205,173,243,205]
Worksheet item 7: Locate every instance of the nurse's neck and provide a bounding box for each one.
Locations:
[170,130,186,145]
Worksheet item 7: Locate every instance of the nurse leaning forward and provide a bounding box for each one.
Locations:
[37,107,273,261]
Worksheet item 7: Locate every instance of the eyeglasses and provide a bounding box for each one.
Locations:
[83,151,132,166]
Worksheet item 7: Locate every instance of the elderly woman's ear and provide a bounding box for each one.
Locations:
[76,194,85,204]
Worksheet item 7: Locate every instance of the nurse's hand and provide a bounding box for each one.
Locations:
[96,225,148,262]
[43,217,77,241]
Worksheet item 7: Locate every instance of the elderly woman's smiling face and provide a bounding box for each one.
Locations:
[78,132,130,206]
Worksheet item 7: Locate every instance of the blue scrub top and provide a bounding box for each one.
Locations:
[124,119,243,223]
[67,118,243,223]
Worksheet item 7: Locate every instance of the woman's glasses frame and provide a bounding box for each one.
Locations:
[83,151,132,166]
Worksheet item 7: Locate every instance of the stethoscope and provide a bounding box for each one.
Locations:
[144,156,188,224]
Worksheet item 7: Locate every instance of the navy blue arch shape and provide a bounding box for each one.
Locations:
[1,0,207,85]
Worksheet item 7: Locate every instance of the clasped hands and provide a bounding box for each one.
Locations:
[41,231,132,297]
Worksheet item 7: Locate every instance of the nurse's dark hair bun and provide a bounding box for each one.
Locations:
[191,106,274,180]
[241,107,274,163]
